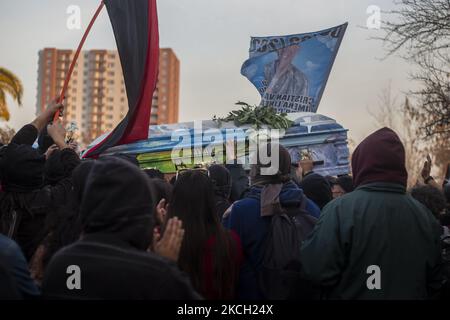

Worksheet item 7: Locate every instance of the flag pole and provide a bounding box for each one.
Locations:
[54,1,105,122]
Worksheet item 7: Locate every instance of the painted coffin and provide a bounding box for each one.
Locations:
[85,112,350,176]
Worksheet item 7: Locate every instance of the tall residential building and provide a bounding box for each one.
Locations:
[153,48,180,125]
[36,47,180,145]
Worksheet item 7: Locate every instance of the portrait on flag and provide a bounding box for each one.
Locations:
[241,23,347,113]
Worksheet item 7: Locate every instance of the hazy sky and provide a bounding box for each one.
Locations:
[0,0,416,143]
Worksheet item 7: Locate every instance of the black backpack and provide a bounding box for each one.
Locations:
[258,195,318,300]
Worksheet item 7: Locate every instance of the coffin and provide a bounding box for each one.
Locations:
[85,113,350,176]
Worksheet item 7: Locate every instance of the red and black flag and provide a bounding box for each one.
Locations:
[83,0,159,158]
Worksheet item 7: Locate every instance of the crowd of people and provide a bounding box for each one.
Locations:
[0,101,449,300]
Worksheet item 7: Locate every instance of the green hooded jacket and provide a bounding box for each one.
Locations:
[301,126,443,300]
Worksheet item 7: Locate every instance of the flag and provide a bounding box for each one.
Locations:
[83,0,159,158]
[241,23,347,114]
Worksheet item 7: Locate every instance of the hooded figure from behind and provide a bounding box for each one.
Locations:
[29,160,96,285]
[223,143,320,299]
[42,157,199,300]
[300,173,332,210]
[301,127,443,299]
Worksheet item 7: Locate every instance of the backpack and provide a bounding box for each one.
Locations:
[258,195,318,300]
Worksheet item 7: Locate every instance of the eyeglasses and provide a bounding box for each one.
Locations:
[175,167,210,181]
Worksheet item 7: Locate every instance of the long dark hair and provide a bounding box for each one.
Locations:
[168,170,239,299]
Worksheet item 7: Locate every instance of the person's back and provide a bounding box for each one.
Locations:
[304,184,441,299]
[42,234,199,300]
[223,144,320,299]
[301,128,442,299]
[168,169,242,300]
[42,157,200,300]
[0,233,39,299]
[0,122,80,260]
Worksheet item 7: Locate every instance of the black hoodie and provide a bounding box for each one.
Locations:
[42,157,200,300]
[0,125,80,261]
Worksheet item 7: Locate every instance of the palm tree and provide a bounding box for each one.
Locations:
[0,67,23,121]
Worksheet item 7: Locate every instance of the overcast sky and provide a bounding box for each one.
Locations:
[0,0,415,143]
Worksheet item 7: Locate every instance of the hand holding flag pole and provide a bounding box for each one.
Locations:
[49,0,160,158]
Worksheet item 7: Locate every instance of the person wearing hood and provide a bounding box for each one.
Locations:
[300,173,333,211]
[0,101,80,261]
[43,145,81,186]
[207,164,232,218]
[29,160,96,286]
[42,157,200,300]
[300,127,443,299]
[222,143,320,299]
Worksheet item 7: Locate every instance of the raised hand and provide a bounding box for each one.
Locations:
[47,121,67,149]
[44,144,59,160]
[153,217,184,262]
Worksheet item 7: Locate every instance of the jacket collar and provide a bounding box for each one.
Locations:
[356,182,406,194]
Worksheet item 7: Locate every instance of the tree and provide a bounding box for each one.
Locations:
[381,0,450,139]
[0,67,24,121]
[0,125,16,145]
[368,83,425,187]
